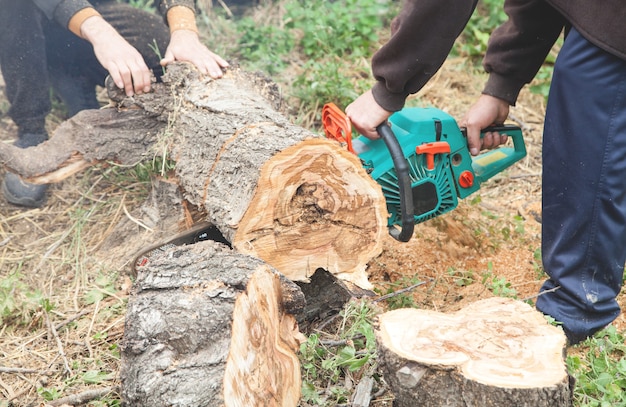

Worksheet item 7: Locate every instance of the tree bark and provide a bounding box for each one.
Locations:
[375,297,572,407]
[120,240,306,407]
[159,64,387,288]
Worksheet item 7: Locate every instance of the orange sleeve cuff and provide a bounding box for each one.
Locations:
[68,7,102,38]
[167,6,198,34]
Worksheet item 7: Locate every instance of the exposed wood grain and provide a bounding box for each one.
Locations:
[376,297,572,407]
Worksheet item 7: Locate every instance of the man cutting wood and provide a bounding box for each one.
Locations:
[346,0,626,345]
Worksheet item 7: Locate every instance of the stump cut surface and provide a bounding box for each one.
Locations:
[376,297,572,406]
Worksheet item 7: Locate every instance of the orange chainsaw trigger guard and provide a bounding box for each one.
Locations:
[415,141,451,170]
[322,103,355,154]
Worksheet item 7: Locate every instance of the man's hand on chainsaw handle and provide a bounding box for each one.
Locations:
[346,90,393,140]
[462,94,511,156]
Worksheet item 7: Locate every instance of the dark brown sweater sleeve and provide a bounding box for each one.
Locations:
[33,0,93,27]
[34,0,197,29]
[371,0,478,112]
[158,0,197,20]
[482,0,565,105]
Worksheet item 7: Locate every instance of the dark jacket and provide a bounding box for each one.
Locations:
[371,0,626,110]
[32,0,196,30]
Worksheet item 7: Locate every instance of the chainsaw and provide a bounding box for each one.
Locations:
[131,221,230,275]
[321,103,526,242]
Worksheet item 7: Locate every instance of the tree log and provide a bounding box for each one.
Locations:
[1,62,387,287]
[159,64,387,287]
[375,297,572,407]
[120,240,306,406]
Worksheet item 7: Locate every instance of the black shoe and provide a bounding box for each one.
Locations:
[15,132,48,149]
[2,172,48,208]
[3,132,50,208]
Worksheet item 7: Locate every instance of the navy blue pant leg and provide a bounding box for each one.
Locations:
[536,27,626,344]
[0,0,50,135]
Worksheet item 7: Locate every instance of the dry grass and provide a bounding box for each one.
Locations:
[0,163,149,405]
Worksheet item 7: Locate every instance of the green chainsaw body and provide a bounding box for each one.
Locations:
[323,105,527,229]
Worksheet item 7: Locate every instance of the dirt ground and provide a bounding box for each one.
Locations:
[0,54,625,405]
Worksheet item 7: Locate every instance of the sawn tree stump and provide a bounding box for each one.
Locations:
[375,297,572,407]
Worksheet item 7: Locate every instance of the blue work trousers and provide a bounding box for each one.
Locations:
[536,27,626,344]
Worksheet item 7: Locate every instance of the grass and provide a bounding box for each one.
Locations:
[299,300,381,406]
[568,327,626,406]
[0,163,148,405]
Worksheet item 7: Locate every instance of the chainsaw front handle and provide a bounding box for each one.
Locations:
[377,123,415,242]
[463,125,527,183]
[322,103,355,154]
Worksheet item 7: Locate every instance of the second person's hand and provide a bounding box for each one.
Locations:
[80,15,152,97]
[161,29,229,79]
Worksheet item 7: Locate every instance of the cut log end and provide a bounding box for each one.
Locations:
[376,297,572,407]
[224,265,305,407]
[234,138,388,288]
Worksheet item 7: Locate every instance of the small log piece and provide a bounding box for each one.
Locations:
[375,297,572,407]
[120,240,305,407]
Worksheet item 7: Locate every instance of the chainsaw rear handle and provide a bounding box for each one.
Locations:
[377,123,415,242]
[462,124,527,183]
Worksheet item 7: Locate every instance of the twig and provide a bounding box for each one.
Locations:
[85,301,100,359]
[316,313,341,332]
[320,334,365,347]
[216,0,234,17]
[521,285,561,301]
[44,309,72,377]
[373,279,433,303]
[508,112,533,133]
[46,386,118,406]
[55,308,92,332]
[123,203,153,232]
[0,366,52,374]
[509,173,541,179]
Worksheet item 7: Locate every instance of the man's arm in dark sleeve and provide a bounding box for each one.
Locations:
[32,0,94,27]
[158,0,197,20]
[482,0,565,105]
[371,0,478,112]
